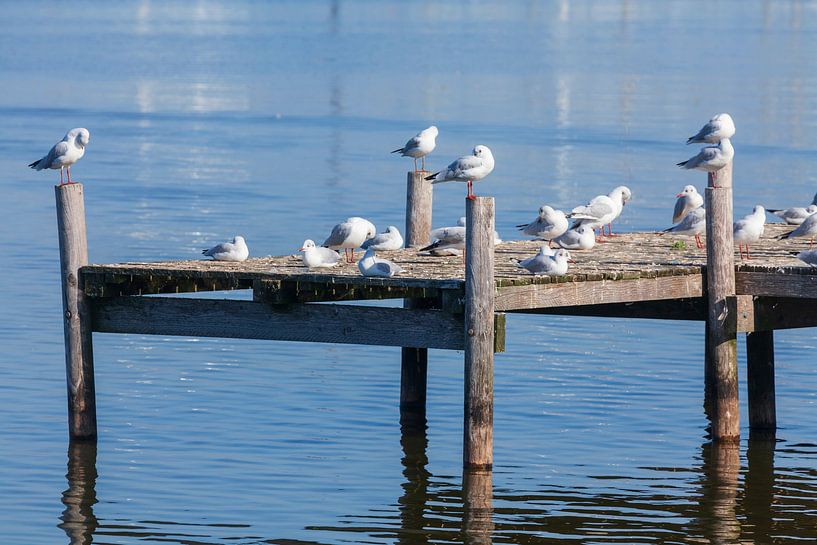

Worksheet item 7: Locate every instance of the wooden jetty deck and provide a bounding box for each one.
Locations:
[54,169,817,470]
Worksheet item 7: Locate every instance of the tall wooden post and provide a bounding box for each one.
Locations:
[746,330,776,430]
[704,162,739,442]
[56,184,97,440]
[401,171,433,420]
[464,197,495,469]
[404,171,432,248]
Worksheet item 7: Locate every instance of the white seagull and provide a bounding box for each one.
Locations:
[323,217,376,263]
[425,145,495,200]
[392,126,438,172]
[686,113,736,144]
[516,247,572,276]
[553,225,596,250]
[420,224,466,254]
[568,186,630,236]
[767,204,817,225]
[361,225,404,251]
[300,239,341,269]
[358,248,404,277]
[29,128,91,185]
[202,236,249,262]
[733,205,766,260]
[517,205,569,243]
[661,207,706,249]
[673,185,704,223]
[677,138,735,185]
[778,211,817,248]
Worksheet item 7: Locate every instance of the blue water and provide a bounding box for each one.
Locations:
[2,1,817,543]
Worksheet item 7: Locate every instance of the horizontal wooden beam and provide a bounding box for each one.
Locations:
[736,271,817,299]
[91,297,465,350]
[495,274,704,312]
[736,296,817,332]
[509,297,706,321]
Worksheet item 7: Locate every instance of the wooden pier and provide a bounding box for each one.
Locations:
[56,175,817,469]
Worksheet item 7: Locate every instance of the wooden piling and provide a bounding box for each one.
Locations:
[404,171,432,248]
[462,469,494,543]
[704,162,739,442]
[56,184,97,440]
[401,171,433,419]
[746,330,776,430]
[463,196,495,469]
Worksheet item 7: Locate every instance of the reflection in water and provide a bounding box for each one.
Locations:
[462,470,493,545]
[696,442,741,544]
[59,441,98,545]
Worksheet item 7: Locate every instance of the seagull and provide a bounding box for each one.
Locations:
[778,211,817,248]
[793,249,817,267]
[29,128,91,185]
[361,225,404,251]
[553,225,596,250]
[202,236,249,262]
[516,205,569,243]
[568,187,626,238]
[358,248,403,277]
[323,217,376,263]
[673,185,704,223]
[515,247,572,276]
[661,206,706,248]
[392,126,438,172]
[425,145,495,200]
[300,239,341,269]
[767,204,817,225]
[733,205,766,260]
[606,185,632,235]
[420,225,466,254]
[686,113,736,144]
[677,138,735,186]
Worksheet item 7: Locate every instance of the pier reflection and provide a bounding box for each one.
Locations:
[58,441,99,545]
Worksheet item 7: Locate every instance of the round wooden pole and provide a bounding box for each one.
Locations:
[56,183,97,440]
[746,330,776,430]
[401,171,433,420]
[404,171,433,248]
[704,161,739,442]
[463,196,495,469]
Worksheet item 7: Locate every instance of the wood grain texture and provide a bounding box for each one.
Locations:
[55,184,97,440]
[705,175,740,442]
[736,271,817,298]
[92,297,465,350]
[746,331,776,430]
[510,298,706,321]
[405,170,433,248]
[464,197,495,469]
[495,274,704,311]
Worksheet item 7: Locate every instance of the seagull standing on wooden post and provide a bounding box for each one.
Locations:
[29,128,91,185]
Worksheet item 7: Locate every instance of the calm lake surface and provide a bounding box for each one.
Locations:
[2,1,817,543]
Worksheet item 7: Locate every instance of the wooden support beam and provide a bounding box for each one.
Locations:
[91,297,465,350]
[508,297,706,321]
[56,184,97,441]
[736,270,817,298]
[704,162,740,443]
[463,197,495,470]
[495,274,703,312]
[746,331,776,431]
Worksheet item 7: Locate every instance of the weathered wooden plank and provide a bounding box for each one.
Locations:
[494,274,704,311]
[736,271,817,298]
[510,297,706,321]
[56,184,97,440]
[91,297,465,350]
[735,296,817,332]
[464,197,495,470]
[705,161,739,443]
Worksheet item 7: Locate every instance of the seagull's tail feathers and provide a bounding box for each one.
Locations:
[778,230,794,240]
[515,223,529,229]
[426,172,442,182]
[686,136,701,145]
[391,147,404,154]
[201,249,210,256]
[419,240,441,252]
[28,159,42,170]
[677,160,689,168]
[767,208,783,213]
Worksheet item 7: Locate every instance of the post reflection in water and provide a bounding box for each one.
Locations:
[745,433,776,542]
[696,441,741,544]
[58,441,99,545]
[397,414,431,545]
[462,469,493,545]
